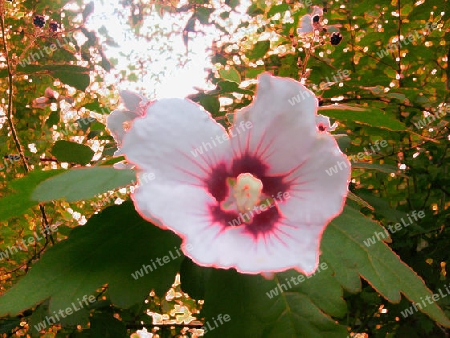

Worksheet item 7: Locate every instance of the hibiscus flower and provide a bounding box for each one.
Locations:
[316,114,338,132]
[113,73,350,275]
[297,6,324,35]
[106,90,152,155]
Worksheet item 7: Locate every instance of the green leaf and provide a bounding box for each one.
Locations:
[19,64,88,74]
[179,257,210,300]
[318,104,406,131]
[180,206,450,337]
[82,2,95,20]
[127,73,138,82]
[225,0,239,9]
[101,145,119,158]
[12,65,91,91]
[89,121,105,131]
[334,134,351,152]
[352,162,399,174]
[182,261,347,337]
[29,299,90,330]
[0,202,182,316]
[51,140,94,165]
[400,4,414,16]
[32,167,137,202]
[101,55,112,72]
[84,100,110,114]
[195,7,214,24]
[219,67,241,83]
[267,3,289,17]
[198,95,220,115]
[347,191,374,210]
[76,118,97,132]
[247,4,264,16]
[246,40,270,60]
[354,192,415,225]
[322,206,450,327]
[51,71,90,92]
[0,318,22,334]
[0,170,64,221]
[23,0,73,12]
[90,313,127,338]
[217,81,253,94]
[245,67,265,78]
[385,92,407,103]
[45,110,60,127]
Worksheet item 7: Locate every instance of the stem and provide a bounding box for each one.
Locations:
[0,8,29,171]
[299,41,313,80]
[0,6,54,249]
[397,0,402,83]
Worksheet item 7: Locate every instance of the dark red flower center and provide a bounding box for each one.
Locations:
[204,153,291,239]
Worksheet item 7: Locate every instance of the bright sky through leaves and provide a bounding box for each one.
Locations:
[85,0,215,98]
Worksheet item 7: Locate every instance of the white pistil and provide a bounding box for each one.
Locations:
[232,173,263,213]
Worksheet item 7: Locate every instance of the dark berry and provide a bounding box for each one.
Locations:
[49,22,58,32]
[312,15,320,23]
[331,32,343,45]
[33,15,45,28]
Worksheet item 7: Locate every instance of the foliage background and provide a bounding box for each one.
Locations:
[0,0,449,337]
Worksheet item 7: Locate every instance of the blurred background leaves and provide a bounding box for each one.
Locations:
[0,0,449,336]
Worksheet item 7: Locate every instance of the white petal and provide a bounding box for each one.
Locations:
[132,175,214,234]
[121,98,232,184]
[316,114,337,132]
[311,6,324,18]
[186,220,322,274]
[231,73,318,175]
[106,109,139,148]
[279,134,350,225]
[119,90,145,113]
[113,161,135,170]
[136,328,153,338]
[44,87,59,99]
[297,14,313,34]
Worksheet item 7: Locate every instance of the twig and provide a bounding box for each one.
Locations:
[0,5,54,257]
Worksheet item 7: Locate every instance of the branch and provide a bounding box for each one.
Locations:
[0,6,54,250]
[0,6,28,172]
